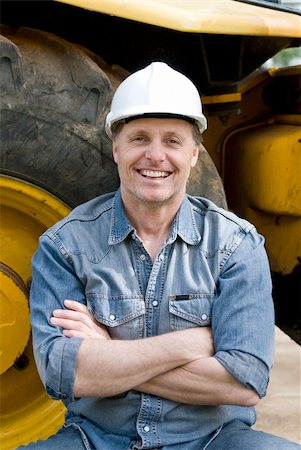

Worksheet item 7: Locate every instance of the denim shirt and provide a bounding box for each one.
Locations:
[30,190,274,450]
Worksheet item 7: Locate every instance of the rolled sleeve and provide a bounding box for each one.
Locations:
[45,336,82,401]
[30,234,86,402]
[215,350,270,398]
[212,228,275,398]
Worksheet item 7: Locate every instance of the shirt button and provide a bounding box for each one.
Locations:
[152,300,158,307]
[143,425,150,432]
[140,254,146,261]
[159,254,164,261]
[201,313,208,321]
[109,314,116,321]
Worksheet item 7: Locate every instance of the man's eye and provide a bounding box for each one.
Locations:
[133,136,145,142]
[168,138,180,145]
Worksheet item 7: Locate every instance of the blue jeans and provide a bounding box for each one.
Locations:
[18,420,300,449]
[205,419,300,450]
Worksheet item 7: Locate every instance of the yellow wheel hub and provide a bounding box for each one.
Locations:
[0,175,70,449]
[0,263,30,375]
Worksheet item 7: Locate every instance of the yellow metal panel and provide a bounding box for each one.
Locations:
[246,208,301,275]
[226,119,301,216]
[55,0,301,37]
[224,117,301,275]
[202,92,242,105]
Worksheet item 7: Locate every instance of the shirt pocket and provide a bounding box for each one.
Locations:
[86,294,145,339]
[169,293,213,331]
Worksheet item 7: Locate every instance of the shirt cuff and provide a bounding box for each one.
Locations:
[214,350,269,398]
[45,337,83,401]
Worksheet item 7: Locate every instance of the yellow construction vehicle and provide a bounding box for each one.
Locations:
[0,0,300,447]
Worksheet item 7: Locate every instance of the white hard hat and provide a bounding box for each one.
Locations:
[105,61,207,138]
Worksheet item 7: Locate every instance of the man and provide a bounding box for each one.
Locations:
[24,62,299,449]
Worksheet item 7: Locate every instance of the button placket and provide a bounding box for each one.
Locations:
[135,246,168,447]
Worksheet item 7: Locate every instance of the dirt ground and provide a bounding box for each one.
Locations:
[254,327,300,444]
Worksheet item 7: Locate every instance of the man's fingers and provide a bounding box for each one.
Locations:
[53,301,94,323]
[52,309,92,330]
[51,302,111,340]
[64,299,90,314]
[50,316,86,331]
[63,329,87,339]
[51,317,107,340]
[52,308,85,319]
[51,299,111,340]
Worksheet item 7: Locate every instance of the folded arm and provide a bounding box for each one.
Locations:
[52,300,258,405]
[135,356,259,406]
[136,230,275,407]
[32,227,274,406]
[31,236,213,402]
[51,300,214,398]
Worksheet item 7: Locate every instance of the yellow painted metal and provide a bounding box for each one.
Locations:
[203,65,301,173]
[223,116,301,274]
[202,92,242,105]
[0,175,70,449]
[238,65,301,96]
[0,265,30,375]
[245,208,301,276]
[226,118,301,216]
[55,0,301,37]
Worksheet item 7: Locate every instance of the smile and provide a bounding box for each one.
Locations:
[139,169,171,178]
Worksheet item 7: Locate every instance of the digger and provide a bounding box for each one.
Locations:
[0,0,300,447]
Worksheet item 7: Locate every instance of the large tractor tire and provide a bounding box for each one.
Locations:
[0,26,227,448]
[0,26,122,206]
[0,26,124,449]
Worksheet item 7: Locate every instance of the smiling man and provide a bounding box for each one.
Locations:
[110,117,200,260]
[24,62,299,449]
[112,117,199,201]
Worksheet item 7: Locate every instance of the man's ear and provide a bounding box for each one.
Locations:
[112,141,118,164]
[191,145,200,168]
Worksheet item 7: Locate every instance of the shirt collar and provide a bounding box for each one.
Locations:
[108,190,135,245]
[109,190,201,246]
[171,195,202,245]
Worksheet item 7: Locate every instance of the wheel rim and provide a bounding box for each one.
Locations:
[0,175,70,449]
[0,262,30,375]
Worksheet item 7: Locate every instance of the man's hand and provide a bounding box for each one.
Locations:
[51,300,217,399]
[50,299,111,340]
[50,300,213,359]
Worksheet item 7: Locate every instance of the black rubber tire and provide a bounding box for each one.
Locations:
[0,27,122,207]
[0,26,227,209]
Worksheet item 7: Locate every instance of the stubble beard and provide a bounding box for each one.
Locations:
[123,183,185,210]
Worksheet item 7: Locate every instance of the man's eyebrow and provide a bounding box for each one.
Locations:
[126,127,187,140]
[127,128,148,136]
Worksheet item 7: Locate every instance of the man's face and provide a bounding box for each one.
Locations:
[112,117,199,207]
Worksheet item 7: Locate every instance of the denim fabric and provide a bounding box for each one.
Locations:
[30,189,275,449]
[205,419,300,450]
[17,424,93,450]
[18,420,300,450]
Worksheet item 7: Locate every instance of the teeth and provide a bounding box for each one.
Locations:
[140,170,169,178]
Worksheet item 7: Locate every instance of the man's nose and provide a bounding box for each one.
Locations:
[145,141,166,162]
